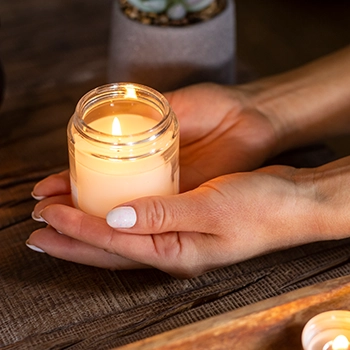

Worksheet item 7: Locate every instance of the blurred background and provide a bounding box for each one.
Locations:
[235,0,350,157]
[0,0,349,156]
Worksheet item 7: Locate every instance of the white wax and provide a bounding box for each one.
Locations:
[71,114,179,218]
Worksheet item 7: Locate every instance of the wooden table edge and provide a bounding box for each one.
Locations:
[115,275,350,349]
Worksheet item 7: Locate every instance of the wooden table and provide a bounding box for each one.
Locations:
[1,1,350,349]
[118,275,350,350]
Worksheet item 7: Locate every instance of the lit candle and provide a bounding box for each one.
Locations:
[302,311,350,350]
[68,83,179,218]
[325,335,350,350]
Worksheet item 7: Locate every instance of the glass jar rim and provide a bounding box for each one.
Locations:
[73,82,175,146]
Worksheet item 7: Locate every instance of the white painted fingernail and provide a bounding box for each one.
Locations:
[31,211,48,224]
[26,241,46,253]
[31,192,46,201]
[106,206,137,228]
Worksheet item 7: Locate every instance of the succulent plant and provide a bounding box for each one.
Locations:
[126,0,215,20]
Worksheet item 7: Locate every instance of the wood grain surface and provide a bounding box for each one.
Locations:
[117,275,350,350]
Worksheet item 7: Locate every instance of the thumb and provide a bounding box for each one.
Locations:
[105,182,238,277]
[106,188,221,235]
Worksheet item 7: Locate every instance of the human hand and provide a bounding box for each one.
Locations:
[27,82,279,275]
[164,83,277,190]
[30,82,279,198]
[28,79,350,277]
[29,159,346,278]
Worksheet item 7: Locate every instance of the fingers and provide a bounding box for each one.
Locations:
[32,169,70,199]
[106,188,225,235]
[28,226,148,270]
[29,204,175,273]
[33,202,226,278]
[32,194,73,221]
[29,170,158,272]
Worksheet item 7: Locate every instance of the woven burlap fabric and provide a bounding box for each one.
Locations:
[1,87,350,349]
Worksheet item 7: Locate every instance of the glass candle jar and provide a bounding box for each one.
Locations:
[68,83,179,218]
[302,311,350,350]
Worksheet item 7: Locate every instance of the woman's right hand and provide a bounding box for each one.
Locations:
[165,83,278,190]
[33,82,280,195]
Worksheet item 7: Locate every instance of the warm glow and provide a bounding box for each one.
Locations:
[332,335,350,350]
[125,85,137,99]
[112,117,122,135]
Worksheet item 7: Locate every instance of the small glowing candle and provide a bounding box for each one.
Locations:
[328,335,350,350]
[302,311,350,350]
[68,83,179,218]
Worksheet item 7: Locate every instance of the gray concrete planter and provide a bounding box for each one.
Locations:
[108,0,236,92]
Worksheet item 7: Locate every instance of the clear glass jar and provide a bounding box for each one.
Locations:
[68,83,179,218]
[302,310,350,350]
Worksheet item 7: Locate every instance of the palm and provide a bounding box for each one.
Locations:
[165,83,277,191]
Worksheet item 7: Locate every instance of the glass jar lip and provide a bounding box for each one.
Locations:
[73,82,174,145]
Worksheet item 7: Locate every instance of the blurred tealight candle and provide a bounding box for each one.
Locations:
[67,83,179,218]
[302,311,350,350]
[327,335,350,350]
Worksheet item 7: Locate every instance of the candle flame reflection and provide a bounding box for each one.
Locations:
[125,85,137,99]
[323,335,350,350]
[333,335,350,350]
[112,117,122,135]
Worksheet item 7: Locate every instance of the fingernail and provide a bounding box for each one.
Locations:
[31,191,46,201]
[106,206,137,228]
[26,240,46,253]
[31,211,48,224]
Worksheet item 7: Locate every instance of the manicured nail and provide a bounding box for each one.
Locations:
[106,206,137,228]
[26,240,46,253]
[31,191,46,201]
[31,211,48,224]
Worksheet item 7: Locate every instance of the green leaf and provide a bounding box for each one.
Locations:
[184,0,214,12]
[127,0,168,13]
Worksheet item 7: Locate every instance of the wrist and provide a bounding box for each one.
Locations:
[240,46,350,156]
[239,76,303,156]
[292,157,350,243]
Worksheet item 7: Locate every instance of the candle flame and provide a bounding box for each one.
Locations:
[332,335,349,350]
[125,85,137,99]
[112,117,122,135]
